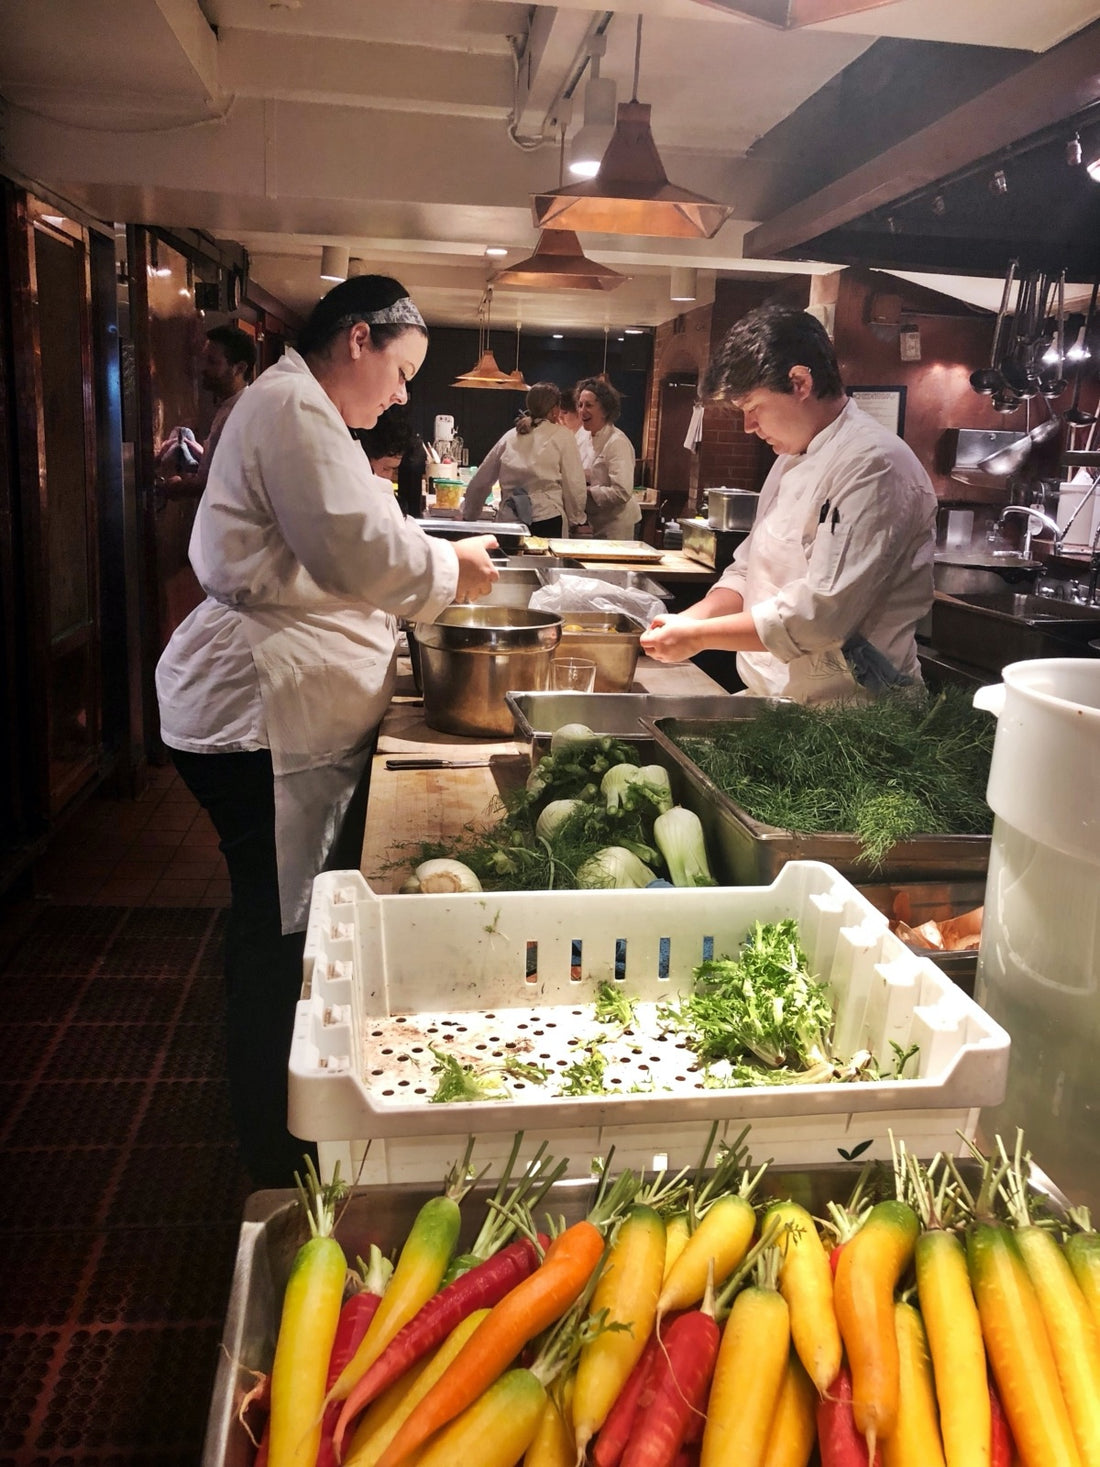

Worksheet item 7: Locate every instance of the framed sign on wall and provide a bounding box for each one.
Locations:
[847,386,907,437]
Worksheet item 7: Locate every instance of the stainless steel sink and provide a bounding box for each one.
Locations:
[931,591,1100,672]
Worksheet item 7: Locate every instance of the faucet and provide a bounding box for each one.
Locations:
[995,504,1066,560]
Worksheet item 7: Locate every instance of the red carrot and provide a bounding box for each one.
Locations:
[988,1371,1014,1467]
[316,1289,385,1467]
[816,1363,883,1467]
[333,1235,543,1450]
[619,1310,720,1467]
[592,1330,664,1467]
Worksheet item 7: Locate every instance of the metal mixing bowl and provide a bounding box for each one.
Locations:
[415,605,562,737]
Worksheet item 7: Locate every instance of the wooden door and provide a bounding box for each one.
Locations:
[7,194,102,818]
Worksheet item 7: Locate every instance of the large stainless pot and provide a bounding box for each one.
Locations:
[706,487,759,531]
[416,606,562,737]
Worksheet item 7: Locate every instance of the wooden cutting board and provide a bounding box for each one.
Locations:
[548,538,665,562]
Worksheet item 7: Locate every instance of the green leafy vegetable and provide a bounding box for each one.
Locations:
[428,1048,509,1103]
[594,980,636,1028]
[559,1038,610,1096]
[672,687,994,867]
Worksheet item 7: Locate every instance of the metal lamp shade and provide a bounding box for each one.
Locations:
[451,349,526,390]
[532,102,733,240]
[491,230,628,292]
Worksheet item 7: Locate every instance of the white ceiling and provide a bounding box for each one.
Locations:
[2,0,1098,331]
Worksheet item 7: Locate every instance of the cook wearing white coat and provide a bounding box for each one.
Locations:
[641,304,937,704]
[156,275,498,1185]
[460,381,588,538]
[576,376,641,540]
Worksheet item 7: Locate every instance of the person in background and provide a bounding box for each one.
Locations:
[460,380,587,538]
[576,375,640,540]
[353,403,415,480]
[162,324,257,498]
[640,303,937,703]
[558,386,583,436]
[155,274,498,1187]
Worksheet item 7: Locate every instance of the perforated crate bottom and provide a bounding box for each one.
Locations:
[363,1001,727,1103]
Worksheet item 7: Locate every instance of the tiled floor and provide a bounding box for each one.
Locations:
[0,767,249,1466]
[26,763,230,911]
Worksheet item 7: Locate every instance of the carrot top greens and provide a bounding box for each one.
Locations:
[672,687,994,866]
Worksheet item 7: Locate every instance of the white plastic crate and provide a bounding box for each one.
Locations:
[291,861,1009,1183]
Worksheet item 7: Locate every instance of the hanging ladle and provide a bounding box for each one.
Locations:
[1040,270,1068,399]
[1063,277,1099,429]
[971,257,1017,394]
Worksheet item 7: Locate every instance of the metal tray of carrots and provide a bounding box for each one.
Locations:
[202,1157,1074,1467]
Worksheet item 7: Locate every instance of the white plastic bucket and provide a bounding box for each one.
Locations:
[973,658,1100,1205]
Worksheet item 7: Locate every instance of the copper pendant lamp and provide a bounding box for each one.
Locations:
[532,17,733,241]
[491,228,627,292]
[451,286,526,390]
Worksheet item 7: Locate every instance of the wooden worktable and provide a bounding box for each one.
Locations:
[361,653,726,891]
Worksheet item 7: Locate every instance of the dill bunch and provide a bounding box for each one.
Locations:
[675,686,994,866]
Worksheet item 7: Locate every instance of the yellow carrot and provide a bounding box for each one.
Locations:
[967,1222,1082,1467]
[573,1204,665,1459]
[525,1379,576,1467]
[882,1301,947,1467]
[1066,1230,1100,1340]
[662,1212,691,1281]
[760,1354,817,1467]
[700,1281,790,1467]
[1013,1223,1100,1467]
[343,1309,491,1467]
[833,1198,920,1461]
[658,1193,756,1316]
[766,1199,842,1396]
[413,1368,547,1467]
[330,1192,463,1403]
[268,1163,348,1467]
[915,1227,990,1467]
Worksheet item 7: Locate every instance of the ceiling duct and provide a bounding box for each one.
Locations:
[491,229,627,291]
[532,17,733,240]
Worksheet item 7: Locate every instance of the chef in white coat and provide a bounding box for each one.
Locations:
[641,304,937,704]
[575,376,640,540]
[156,274,498,1185]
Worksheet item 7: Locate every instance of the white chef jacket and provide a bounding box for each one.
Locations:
[582,423,640,539]
[717,398,937,704]
[156,348,459,931]
[460,419,587,528]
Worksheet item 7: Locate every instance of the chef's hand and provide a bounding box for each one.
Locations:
[453,534,500,602]
[639,613,703,664]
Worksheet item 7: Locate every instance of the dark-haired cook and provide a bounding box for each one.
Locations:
[156,274,498,1186]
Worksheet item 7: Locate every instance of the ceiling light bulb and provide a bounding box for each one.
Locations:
[1067,324,1090,361]
[931,194,946,217]
[1042,333,1060,366]
[484,246,508,257]
[670,266,697,302]
[989,169,1008,195]
[1067,133,1083,166]
[569,43,617,181]
[320,244,349,282]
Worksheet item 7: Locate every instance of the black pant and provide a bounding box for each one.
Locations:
[171,747,319,1188]
[529,515,563,539]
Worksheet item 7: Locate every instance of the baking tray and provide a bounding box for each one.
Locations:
[506,691,753,762]
[548,538,665,563]
[203,1157,1070,1467]
[644,714,991,885]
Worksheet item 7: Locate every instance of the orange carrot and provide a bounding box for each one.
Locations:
[373,1219,606,1467]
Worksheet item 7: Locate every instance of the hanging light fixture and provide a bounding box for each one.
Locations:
[569,34,617,180]
[320,244,349,281]
[491,229,627,291]
[451,286,525,390]
[494,125,628,292]
[670,266,698,302]
[532,16,733,240]
[506,320,530,391]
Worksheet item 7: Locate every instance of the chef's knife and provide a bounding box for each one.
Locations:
[384,757,495,770]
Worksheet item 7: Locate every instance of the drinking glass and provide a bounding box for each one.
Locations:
[551,658,597,693]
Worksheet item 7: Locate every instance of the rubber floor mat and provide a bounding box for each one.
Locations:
[0,905,252,1466]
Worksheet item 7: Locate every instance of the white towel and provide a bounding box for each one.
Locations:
[684,402,704,452]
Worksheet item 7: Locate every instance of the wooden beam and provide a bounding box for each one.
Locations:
[744,19,1100,259]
